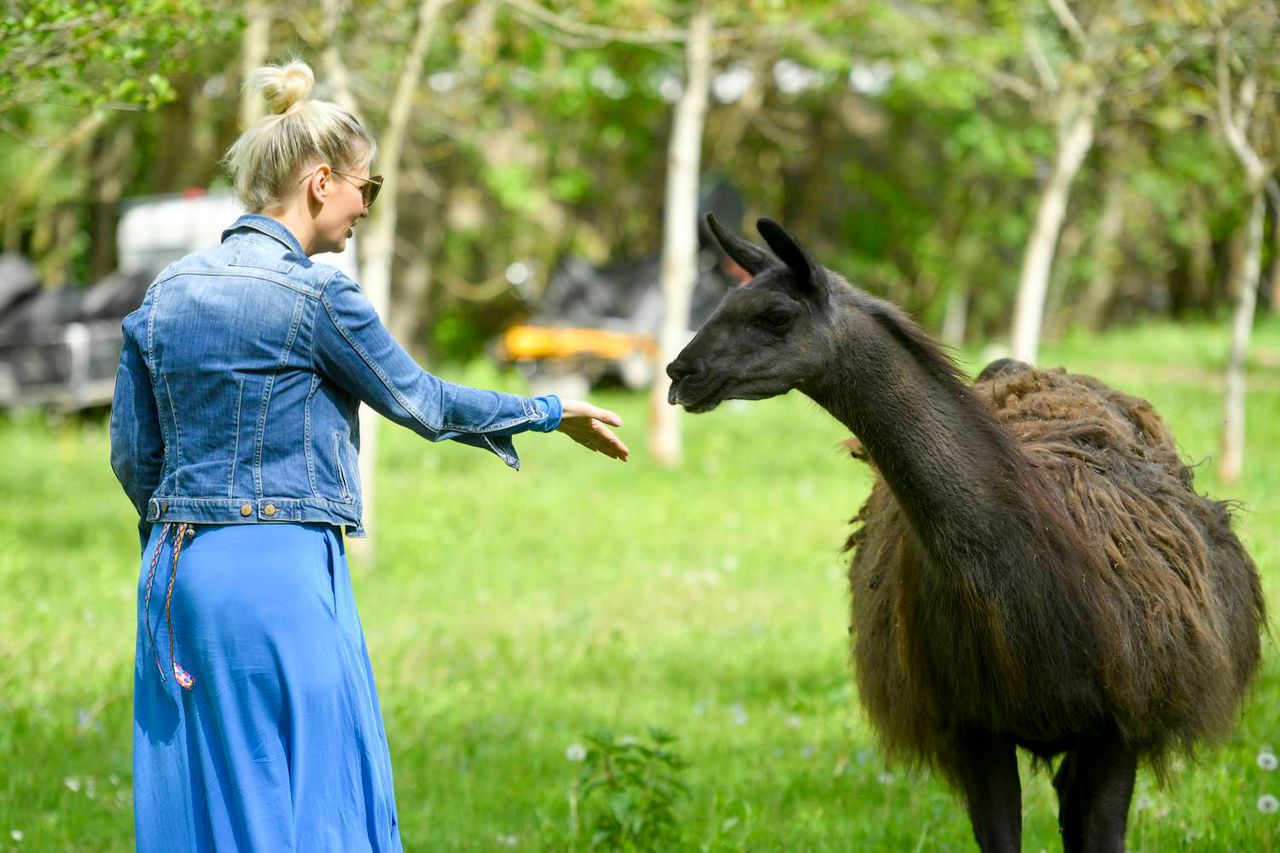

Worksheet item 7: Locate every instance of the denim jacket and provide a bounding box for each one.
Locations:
[110,214,561,546]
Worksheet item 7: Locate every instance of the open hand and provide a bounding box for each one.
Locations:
[556,398,629,461]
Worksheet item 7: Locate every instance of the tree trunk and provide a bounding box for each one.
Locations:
[390,235,434,354]
[648,2,713,467]
[1220,187,1264,485]
[940,285,968,347]
[1187,189,1213,311]
[353,0,450,559]
[181,85,218,191]
[321,0,361,120]
[1010,97,1095,363]
[1267,180,1280,312]
[238,2,271,129]
[1078,166,1126,331]
[89,127,130,282]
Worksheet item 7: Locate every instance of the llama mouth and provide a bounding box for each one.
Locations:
[668,378,726,413]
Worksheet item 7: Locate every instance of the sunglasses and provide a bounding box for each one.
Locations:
[330,169,384,208]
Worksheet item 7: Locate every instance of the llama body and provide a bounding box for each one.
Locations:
[667,216,1265,852]
[848,366,1260,770]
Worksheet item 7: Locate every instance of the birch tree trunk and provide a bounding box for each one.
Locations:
[1221,188,1264,485]
[1010,95,1095,363]
[648,2,712,467]
[1267,181,1280,312]
[1214,34,1271,486]
[940,286,969,347]
[352,0,450,559]
[238,2,271,129]
[321,0,361,119]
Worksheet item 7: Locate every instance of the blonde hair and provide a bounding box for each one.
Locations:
[222,60,377,212]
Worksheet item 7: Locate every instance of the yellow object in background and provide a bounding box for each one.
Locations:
[496,325,656,362]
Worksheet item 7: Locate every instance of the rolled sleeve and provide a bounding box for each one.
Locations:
[110,312,164,550]
[314,272,557,467]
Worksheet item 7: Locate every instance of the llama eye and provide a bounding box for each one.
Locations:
[761,310,795,328]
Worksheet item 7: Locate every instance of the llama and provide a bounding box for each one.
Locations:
[666,215,1265,852]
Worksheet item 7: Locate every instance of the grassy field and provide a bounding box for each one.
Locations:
[1,318,1278,851]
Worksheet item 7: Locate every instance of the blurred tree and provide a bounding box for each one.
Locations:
[238,2,272,128]
[997,1,1194,364]
[650,1,713,467]
[1193,1,1278,484]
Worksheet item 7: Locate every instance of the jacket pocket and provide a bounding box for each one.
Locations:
[333,433,351,500]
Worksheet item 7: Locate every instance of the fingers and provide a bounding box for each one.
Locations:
[561,418,629,460]
[554,398,628,460]
[592,422,629,461]
[560,397,623,427]
[594,408,623,428]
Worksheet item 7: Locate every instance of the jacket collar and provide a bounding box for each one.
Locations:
[222,213,307,257]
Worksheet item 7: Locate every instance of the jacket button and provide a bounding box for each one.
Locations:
[240,503,252,516]
[264,504,277,517]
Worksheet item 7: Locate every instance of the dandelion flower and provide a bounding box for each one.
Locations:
[11,829,23,842]
[64,777,81,793]
[565,744,586,762]
[1259,794,1279,814]
[1258,751,1278,771]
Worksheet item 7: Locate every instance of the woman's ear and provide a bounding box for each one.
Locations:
[304,164,330,204]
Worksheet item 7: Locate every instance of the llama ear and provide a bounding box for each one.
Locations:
[757,218,819,293]
[704,213,774,276]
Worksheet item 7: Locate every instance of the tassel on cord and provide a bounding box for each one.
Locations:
[142,522,197,690]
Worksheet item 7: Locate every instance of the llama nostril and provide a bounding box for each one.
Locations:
[666,359,688,382]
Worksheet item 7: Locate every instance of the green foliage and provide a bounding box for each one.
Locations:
[1,0,1277,353]
[0,0,213,113]
[571,728,691,850]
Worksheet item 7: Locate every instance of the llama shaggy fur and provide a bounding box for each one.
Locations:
[846,364,1264,783]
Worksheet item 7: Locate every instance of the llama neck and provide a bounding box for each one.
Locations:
[808,314,1035,564]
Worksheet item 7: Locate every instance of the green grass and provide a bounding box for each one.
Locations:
[1,318,1279,851]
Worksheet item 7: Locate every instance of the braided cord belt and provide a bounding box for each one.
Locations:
[142,522,197,690]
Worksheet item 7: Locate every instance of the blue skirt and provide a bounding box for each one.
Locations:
[133,522,401,852]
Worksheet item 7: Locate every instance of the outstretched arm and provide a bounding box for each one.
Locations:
[315,272,560,467]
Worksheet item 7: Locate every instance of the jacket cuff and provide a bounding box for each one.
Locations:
[532,394,563,432]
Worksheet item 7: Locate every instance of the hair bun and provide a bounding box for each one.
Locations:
[251,60,315,115]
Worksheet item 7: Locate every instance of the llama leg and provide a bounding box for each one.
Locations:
[1052,752,1082,850]
[953,733,1022,853]
[1053,737,1137,853]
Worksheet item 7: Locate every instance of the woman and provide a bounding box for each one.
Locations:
[110,60,628,851]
